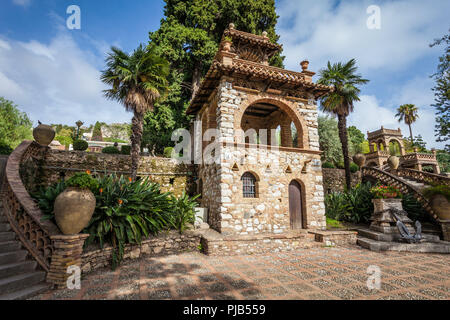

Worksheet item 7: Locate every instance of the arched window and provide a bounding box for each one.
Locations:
[241,172,257,198]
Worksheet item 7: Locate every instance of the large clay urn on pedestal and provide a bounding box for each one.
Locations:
[353,153,366,168]
[387,155,400,170]
[430,195,450,220]
[54,187,96,235]
[33,121,55,146]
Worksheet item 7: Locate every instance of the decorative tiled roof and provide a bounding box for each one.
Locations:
[186,26,334,115]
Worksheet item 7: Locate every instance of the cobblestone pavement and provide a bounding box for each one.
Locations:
[31,246,450,300]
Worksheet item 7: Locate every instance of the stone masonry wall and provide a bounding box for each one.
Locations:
[322,168,362,194]
[198,79,326,236]
[37,150,196,197]
[81,230,201,274]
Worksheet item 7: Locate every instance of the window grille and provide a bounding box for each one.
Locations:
[241,172,256,198]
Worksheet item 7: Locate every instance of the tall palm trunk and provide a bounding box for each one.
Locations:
[130,111,144,181]
[337,114,352,190]
[408,123,414,144]
[191,61,202,100]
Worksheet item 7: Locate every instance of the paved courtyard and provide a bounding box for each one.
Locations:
[31,246,450,300]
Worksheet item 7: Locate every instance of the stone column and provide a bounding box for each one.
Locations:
[440,220,450,241]
[47,234,89,289]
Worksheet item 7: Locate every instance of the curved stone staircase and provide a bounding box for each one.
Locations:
[358,166,450,253]
[0,199,50,300]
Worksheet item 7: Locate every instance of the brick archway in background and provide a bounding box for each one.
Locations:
[233,96,309,149]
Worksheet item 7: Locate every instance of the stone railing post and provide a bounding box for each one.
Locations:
[47,234,89,289]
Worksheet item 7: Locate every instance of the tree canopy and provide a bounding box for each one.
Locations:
[430,30,449,150]
[0,97,32,149]
[144,0,283,153]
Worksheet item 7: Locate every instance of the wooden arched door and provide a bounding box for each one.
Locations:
[289,180,303,229]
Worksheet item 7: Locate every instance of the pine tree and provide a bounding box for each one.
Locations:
[143,0,283,153]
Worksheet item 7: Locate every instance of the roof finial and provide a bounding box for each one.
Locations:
[262,31,268,38]
[229,23,235,30]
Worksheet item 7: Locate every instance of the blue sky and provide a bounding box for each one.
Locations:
[0,0,449,148]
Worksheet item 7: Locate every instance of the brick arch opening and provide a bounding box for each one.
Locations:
[234,98,308,149]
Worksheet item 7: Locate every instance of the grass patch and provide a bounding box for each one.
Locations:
[326,217,344,229]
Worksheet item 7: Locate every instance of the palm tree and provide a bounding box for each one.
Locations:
[395,104,419,144]
[317,59,369,190]
[101,44,169,180]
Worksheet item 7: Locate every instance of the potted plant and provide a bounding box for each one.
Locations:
[371,185,402,199]
[423,185,450,220]
[54,171,98,234]
[223,36,232,51]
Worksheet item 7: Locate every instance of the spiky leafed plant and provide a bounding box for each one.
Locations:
[317,59,369,190]
[395,104,419,144]
[101,44,169,180]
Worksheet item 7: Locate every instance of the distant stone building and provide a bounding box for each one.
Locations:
[187,25,333,236]
[365,127,440,173]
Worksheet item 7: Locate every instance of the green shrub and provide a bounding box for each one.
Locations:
[163,147,174,158]
[325,182,374,224]
[350,162,359,173]
[169,193,200,234]
[336,161,345,169]
[65,172,99,190]
[402,193,431,222]
[322,161,335,169]
[423,185,450,201]
[32,173,210,269]
[102,146,120,154]
[33,181,65,221]
[121,145,131,155]
[326,217,344,229]
[0,142,13,155]
[85,174,173,268]
[73,139,88,151]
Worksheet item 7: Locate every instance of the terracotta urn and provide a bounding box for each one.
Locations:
[33,121,55,146]
[353,153,366,167]
[54,187,96,235]
[430,195,450,220]
[387,155,400,170]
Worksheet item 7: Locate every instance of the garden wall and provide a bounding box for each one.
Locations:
[81,230,202,273]
[26,149,196,197]
[322,168,361,193]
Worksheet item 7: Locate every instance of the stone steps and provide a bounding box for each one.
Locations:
[0,271,46,296]
[0,261,37,278]
[0,201,50,300]
[357,228,441,243]
[357,236,450,253]
[0,250,28,265]
[0,232,15,242]
[0,283,51,300]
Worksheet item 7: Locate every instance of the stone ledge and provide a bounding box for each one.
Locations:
[308,230,358,246]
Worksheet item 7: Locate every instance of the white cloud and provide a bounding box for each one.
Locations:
[348,95,441,149]
[12,0,31,7]
[277,0,448,149]
[277,0,450,73]
[0,30,130,126]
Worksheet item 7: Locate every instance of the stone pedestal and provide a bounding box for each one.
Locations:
[370,198,414,234]
[439,220,450,242]
[47,234,89,289]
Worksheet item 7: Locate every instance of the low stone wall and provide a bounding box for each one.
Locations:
[81,230,202,273]
[35,149,196,197]
[201,229,320,256]
[322,168,361,193]
[309,230,358,246]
